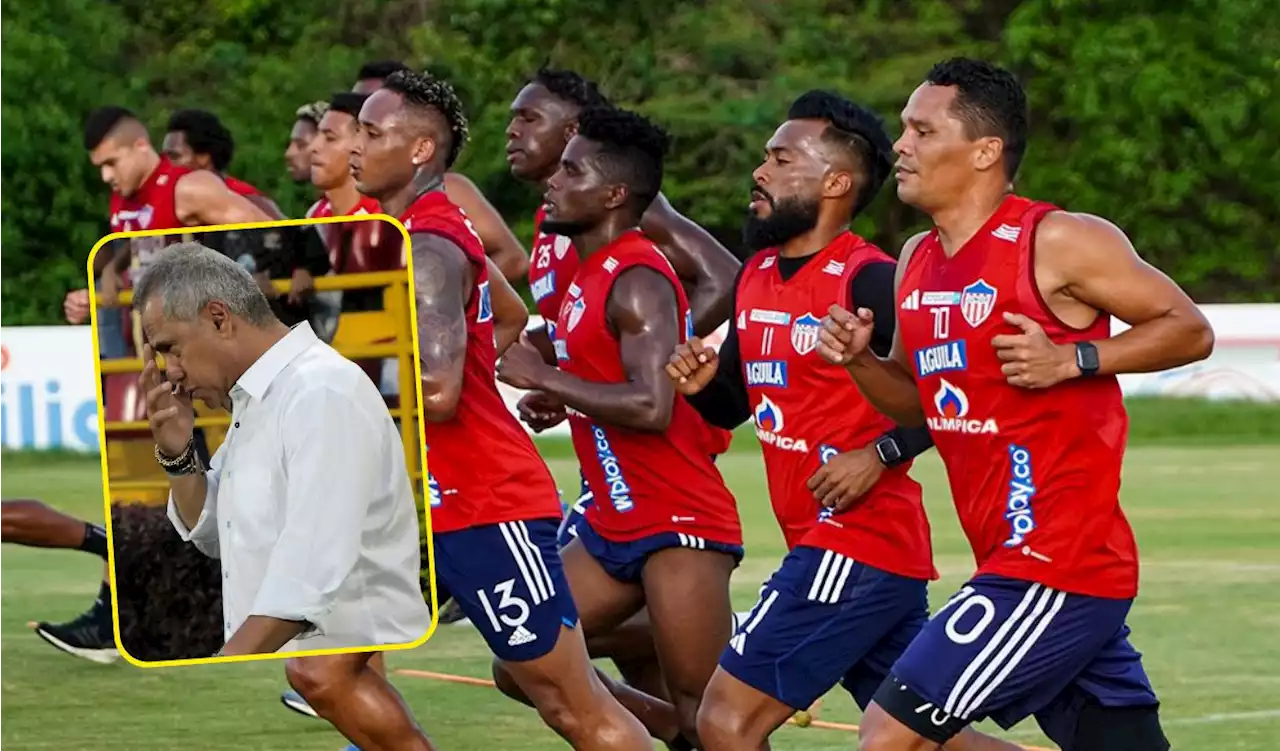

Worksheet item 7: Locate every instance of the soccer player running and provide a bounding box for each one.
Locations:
[819,58,1212,751]
[352,69,651,750]
[495,105,743,749]
[505,65,741,706]
[354,60,530,283]
[665,89,945,750]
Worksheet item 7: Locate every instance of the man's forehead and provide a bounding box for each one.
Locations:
[319,110,354,132]
[359,89,402,126]
[161,131,186,149]
[769,119,826,154]
[561,135,597,162]
[903,83,955,120]
[512,83,563,113]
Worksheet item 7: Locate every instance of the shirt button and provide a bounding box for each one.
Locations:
[225,521,231,529]
[234,421,240,428]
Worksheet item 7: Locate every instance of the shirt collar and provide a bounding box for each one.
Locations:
[232,323,319,402]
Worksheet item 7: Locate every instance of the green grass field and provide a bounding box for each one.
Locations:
[3,440,1279,750]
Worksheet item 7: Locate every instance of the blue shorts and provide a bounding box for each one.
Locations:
[890,574,1159,735]
[719,546,929,710]
[433,519,579,662]
[556,471,593,550]
[574,515,744,584]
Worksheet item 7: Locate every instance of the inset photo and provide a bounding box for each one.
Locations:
[90,216,436,666]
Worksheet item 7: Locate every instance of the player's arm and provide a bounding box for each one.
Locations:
[642,193,741,336]
[1032,212,1214,378]
[174,170,272,226]
[444,172,529,282]
[537,267,680,432]
[224,386,384,657]
[850,262,935,462]
[246,193,287,221]
[827,232,930,427]
[413,232,474,423]
[682,265,751,430]
[487,256,528,357]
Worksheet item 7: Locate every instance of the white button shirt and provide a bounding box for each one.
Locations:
[168,323,431,652]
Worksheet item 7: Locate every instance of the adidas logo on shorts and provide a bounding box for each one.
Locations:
[507,625,537,647]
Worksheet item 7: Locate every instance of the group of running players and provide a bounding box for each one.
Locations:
[8,54,1216,751]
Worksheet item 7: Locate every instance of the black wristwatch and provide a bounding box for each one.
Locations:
[874,433,905,468]
[1075,341,1100,378]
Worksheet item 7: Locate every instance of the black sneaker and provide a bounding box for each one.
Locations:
[34,604,119,664]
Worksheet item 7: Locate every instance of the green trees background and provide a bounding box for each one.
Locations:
[3,0,1277,324]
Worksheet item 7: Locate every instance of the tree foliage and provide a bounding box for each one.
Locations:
[3,0,1276,324]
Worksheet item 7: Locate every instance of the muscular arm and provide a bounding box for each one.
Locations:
[487,256,528,357]
[1036,212,1214,375]
[536,267,680,432]
[174,170,271,227]
[444,172,529,282]
[413,231,475,422]
[642,193,741,336]
[842,232,930,427]
[246,194,286,221]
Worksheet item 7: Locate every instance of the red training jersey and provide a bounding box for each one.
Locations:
[108,156,193,281]
[557,230,742,545]
[737,233,936,580]
[897,194,1136,599]
[402,191,561,534]
[308,195,403,272]
[222,175,260,197]
[531,206,733,457]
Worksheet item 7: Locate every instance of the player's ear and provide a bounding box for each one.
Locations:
[410,136,436,168]
[971,136,1003,173]
[823,169,855,200]
[603,183,630,211]
[564,119,580,141]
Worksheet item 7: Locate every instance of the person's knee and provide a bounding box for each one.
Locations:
[668,687,704,743]
[695,692,753,748]
[285,657,354,709]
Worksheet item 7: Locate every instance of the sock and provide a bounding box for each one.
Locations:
[80,523,108,559]
[93,580,112,612]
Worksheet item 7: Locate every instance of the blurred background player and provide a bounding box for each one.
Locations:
[352,67,652,750]
[2,500,116,663]
[353,60,529,283]
[495,106,742,749]
[505,65,742,707]
[162,108,285,219]
[819,58,1212,751]
[286,100,328,184]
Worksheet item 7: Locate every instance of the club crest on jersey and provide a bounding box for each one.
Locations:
[477,281,493,323]
[566,298,587,331]
[928,379,999,435]
[960,279,998,327]
[914,340,968,378]
[553,234,572,259]
[790,313,822,356]
[531,271,556,302]
[745,360,788,387]
[138,204,154,229]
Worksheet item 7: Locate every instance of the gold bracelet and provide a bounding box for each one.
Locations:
[155,437,194,470]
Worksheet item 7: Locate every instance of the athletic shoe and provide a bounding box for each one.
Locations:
[33,604,118,664]
[280,689,320,719]
[438,598,471,627]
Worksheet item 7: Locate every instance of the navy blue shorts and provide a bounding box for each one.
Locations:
[719,545,929,710]
[434,519,579,662]
[574,515,744,584]
[890,574,1159,734]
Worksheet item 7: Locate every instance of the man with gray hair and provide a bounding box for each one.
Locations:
[135,242,437,750]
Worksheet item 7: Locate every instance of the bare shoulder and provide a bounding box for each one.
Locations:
[1035,210,1138,274]
[174,169,223,198]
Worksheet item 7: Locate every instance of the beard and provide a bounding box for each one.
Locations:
[742,194,820,253]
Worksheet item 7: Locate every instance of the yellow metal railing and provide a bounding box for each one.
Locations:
[100,271,421,504]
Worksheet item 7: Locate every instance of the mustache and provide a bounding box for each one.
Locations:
[751,183,775,206]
